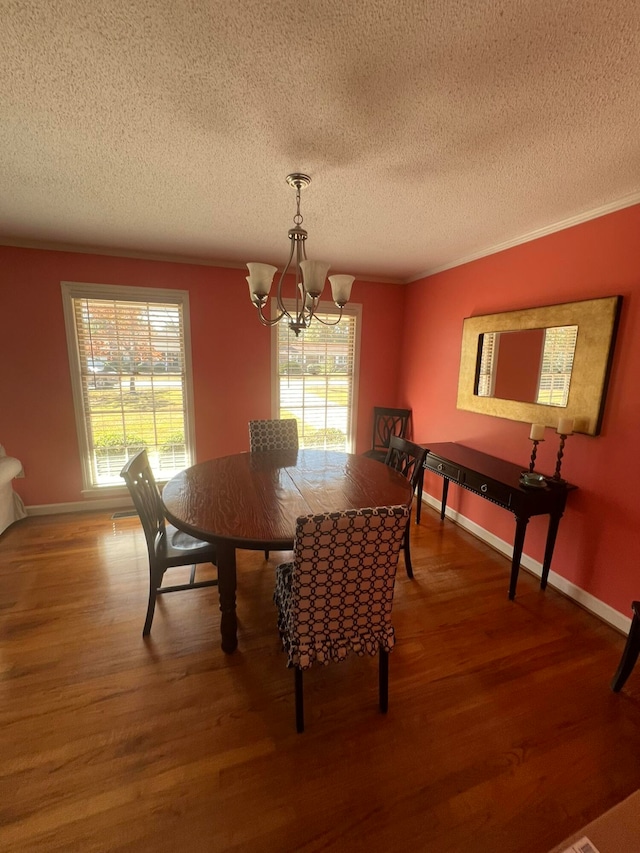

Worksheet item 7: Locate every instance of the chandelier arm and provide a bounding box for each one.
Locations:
[294,238,305,324]
[255,300,286,327]
[310,306,344,327]
[275,238,297,324]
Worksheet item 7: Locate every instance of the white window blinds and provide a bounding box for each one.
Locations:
[536,325,578,407]
[63,284,193,488]
[476,332,497,397]
[276,308,360,452]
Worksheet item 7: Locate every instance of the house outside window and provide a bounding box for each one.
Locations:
[61,282,195,491]
[272,302,361,451]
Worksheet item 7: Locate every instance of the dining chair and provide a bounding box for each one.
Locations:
[363,407,412,463]
[248,418,299,452]
[611,601,640,692]
[249,418,299,558]
[121,449,218,637]
[384,435,427,579]
[274,504,410,733]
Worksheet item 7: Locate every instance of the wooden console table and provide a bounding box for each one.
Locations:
[419,442,575,599]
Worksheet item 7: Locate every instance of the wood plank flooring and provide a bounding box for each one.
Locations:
[1,507,639,852]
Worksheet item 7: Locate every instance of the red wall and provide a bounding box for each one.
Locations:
[400,203,640,616]
[0,246,405,506]
[3,205,638,616]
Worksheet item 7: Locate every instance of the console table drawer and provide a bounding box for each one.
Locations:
[424,455,464,483]
[463,471,513,508]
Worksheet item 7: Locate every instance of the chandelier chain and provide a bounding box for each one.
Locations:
[293,185,303,226]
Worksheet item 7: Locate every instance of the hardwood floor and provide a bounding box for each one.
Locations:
[1,507,639,852]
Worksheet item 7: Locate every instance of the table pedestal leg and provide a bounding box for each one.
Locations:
[216,540,238,653]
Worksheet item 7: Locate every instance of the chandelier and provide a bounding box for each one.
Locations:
[246,173,355,337]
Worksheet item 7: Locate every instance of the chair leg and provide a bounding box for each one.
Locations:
[143,585,157,636]
[403,521,414,579]
[611,605,640,692]
[294,667,304,733]
[379,648,389,713]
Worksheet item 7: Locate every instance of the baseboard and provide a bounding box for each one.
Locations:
[421,493,631,635]
[26,496,133,516]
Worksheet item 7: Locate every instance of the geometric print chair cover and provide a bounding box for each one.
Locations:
[274,505,410,671]
[248,418,299,560]
[249,418,299,452]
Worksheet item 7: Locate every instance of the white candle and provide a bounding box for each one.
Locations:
[529,423,545,441]
[557,418,574,435]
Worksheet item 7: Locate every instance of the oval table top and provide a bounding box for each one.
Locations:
[162,448,413,551]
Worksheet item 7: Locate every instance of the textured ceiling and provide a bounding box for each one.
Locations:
[1,0,639,283]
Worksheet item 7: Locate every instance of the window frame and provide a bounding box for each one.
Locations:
[270,299,362,452]
[61,281,196,495]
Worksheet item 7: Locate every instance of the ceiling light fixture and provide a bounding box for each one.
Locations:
[246,173,355,337]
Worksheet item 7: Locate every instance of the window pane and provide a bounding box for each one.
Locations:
[70,293,190,486]
[276,309,358,451]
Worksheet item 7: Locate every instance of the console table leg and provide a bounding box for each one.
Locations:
[216,540,238,653]
[440,479,449,521]
[509,516,530,600]
[416,468,424,525]
[541,512,562,590]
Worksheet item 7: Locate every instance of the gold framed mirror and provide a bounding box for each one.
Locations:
[457,296,622,435]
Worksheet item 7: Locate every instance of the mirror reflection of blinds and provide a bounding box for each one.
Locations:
[72,296,188,486]
[277,312,357,452]
[476,332,497,396]
[536,325,578,407]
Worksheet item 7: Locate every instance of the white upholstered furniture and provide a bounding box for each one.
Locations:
[0,445,27,536]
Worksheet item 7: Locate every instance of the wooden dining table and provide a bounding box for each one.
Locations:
[161,448,413,653]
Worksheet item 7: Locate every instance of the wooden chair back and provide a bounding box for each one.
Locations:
[370,407,411,458]
[384,435,427,490]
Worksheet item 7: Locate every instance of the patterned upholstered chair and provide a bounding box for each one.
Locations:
[121,449,218,636]
[249,418,299,558]
[611,601,640,692]
[363,407,412,463]
[248,418,299,452]
[384,435,427,579]
[274,504,410,732]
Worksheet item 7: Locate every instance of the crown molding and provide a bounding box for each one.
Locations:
[3,191,639,285]
[407,192,640,283]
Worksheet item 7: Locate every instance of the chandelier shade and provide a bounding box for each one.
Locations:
[246,263,277,303]
[246,173,354,336]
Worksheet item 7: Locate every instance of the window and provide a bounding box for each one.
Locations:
[62,282,195,491]
[273,303,361,451]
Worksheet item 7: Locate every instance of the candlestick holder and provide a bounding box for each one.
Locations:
[553,433,570,481]
[528,438,543,473]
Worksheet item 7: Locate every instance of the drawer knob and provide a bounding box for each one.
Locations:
[481,483,488,493]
